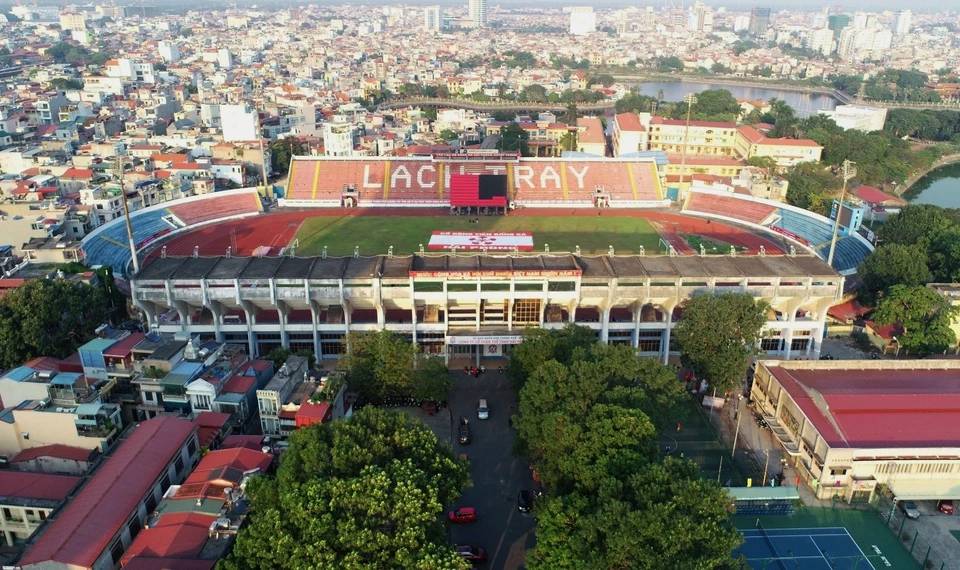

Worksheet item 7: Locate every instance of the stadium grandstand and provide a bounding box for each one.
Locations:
[80,188,263,274]
[682,188,874,274]
[282,154,669,209]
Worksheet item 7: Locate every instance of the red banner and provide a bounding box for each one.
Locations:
[769,225,810,246]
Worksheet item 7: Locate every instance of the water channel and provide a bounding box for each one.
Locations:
[904,163,960,208]
[629,80,839,118]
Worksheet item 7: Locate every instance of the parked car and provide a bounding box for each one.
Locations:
[899,501,921,519]
[517,489,533,513]
[448,507,477,523]
[938,500,954,515]
[459,423,471,444]
[478,398,489,420]
[456,545,487,563]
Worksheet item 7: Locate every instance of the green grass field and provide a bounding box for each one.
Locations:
[293,215,664,256]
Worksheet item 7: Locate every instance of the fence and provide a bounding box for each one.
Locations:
[875,493,948,570]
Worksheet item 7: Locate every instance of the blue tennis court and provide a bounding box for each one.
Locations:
[736,524,876,570]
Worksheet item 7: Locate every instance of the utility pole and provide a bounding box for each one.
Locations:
[677,93,697,202]
[762,449,771,486]
[114,155,139,274]
[827,159,856,267]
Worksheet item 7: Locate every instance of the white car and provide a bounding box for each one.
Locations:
[478,399,489,420]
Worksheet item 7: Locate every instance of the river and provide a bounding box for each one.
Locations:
[628,81,839,118]
[905,163,960,208]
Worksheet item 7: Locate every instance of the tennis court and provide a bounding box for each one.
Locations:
[737,522,874,570]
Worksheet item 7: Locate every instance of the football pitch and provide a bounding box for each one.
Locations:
[292,215,665,256]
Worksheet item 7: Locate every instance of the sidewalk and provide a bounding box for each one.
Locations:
[707,395,842,509]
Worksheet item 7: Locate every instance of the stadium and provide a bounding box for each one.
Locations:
[81,152,864,362]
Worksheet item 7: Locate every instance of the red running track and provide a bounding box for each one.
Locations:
[147,207,784,260]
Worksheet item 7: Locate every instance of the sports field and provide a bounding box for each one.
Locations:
[660,399,750,486]
[293,215,664,256]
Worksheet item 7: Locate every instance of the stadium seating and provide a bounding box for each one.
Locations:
[168,193,262,226]
[684,193,778,226]
[82,209,179,273]
[772,209,835,247]
[817,236,872,273]
[286,158,319,201]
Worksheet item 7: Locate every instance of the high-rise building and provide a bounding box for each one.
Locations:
[221,105,259,142]
[806,27,834,56]
[424,5,442,32]
[852,11,868,29]
[828,14,851,38]
[569,6,596,35]
[158,41,180,63]
[468,0,487,28]
[686,1,713,33]
[748,7,770,37]
[893,9,912,36]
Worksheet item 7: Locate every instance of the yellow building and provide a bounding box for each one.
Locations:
[647,117,738,157]
[735,125,823,167]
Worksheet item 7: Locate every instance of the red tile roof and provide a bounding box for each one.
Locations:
[221,374,255,395]
[9,444,95,463]
[854,185,906,206]
[737,125,765,144]
[120,512,215,566]
[221,435,267,451]
[827,299,869,322]
[103,332,146,357]
[766,365,960,448]
[615,112,645,132]
[61,167,94,180]
[19,416,197,570]
[0,471,80,501]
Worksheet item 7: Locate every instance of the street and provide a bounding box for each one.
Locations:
[448,367,537,569]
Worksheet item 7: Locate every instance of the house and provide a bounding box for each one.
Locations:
[6,444,96,474]
[256,355,313,437]
[575,117,606,157]
[647,117,738,157]
[751,360,960,503]
[0,471,80,547]
[15,416,200,570]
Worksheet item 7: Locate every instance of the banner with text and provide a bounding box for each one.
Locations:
[428,231,534,251]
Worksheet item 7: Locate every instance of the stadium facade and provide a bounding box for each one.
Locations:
[131,252,842,363]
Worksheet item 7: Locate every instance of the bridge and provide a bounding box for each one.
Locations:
[378,98,616,113]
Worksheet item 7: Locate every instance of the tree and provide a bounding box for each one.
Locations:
[522,84,548,103]
[529,458,741,570]
[559,131,578,152]
[0,280,109,369]
[47,77,83,90]
[339,330,416,400]
[497,122,530,156]
[667,89,742,122]
[673,292,769,395]
[857,244,933,305]
[563,103,578,126]
[879,204,953,251]
[747,156,777,172]
[439,129,457,142]
[657,56,684,72]
[222,407,470,570]
[268,136,308,175]
[587,73,615,87]
[871,285,958,355]
[506,325,598,390]
[410,356,454,403]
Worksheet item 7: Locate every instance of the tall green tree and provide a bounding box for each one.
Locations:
[871,284,958,355]
[529,458,741,570]
[0,280,109,369]
[522,84,548,103]
[222,407,470,570]
[673,292,768,394]
[879,204,953,251]
[269,136,308,175]
[857,244,933,305]
[497,122,531,156]
[506,325,598,390]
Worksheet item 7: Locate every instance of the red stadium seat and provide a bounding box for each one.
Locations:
[684,193,778,226]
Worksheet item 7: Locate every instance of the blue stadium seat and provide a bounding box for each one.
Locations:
[773,209,835,247]
[81,209,178,273]
[817,236,872,273]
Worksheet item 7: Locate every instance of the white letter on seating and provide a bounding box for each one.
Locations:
[391,165,412,189]
[362,165,380,188]
[417,165,436,188]
[485,165,506,175]
[568,165,587,188]
[540,166,561,188]
[515,166,533,188]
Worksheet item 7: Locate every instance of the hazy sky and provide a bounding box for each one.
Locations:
[397,0,951,13]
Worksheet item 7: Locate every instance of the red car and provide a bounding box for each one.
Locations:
[938,500,954,514]
[448,507,477,523]
[456,545,487,563]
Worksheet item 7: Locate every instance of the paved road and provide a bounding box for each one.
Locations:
[448,368,537,570]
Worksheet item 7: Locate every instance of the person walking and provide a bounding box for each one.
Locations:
[677,422,682,432]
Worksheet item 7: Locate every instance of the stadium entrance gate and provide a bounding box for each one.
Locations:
[445,334,524,367]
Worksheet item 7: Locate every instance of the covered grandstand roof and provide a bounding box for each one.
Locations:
[135,253,838,281]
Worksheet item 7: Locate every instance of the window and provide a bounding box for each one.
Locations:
[187,438,197,457]
[174,455,184,475]
[127,515,142,539]
[512,300,541,324]
[160,473,170,492]
[110,540,124,565]
[145,493,157,515]
[547,281,576,292]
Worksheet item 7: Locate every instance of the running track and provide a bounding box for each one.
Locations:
[147,207,785,260]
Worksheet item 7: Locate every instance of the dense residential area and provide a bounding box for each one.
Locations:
[0,2,958,570]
